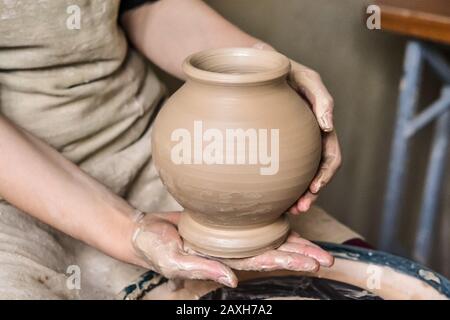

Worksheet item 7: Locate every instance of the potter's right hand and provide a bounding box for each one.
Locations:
[131,212,333,288]
[131,212,238,287]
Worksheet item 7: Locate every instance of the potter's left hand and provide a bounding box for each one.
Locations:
[218,232,334,272]
[286,59,342,213]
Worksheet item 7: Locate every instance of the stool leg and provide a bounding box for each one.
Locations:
[379,41,424,251]
[414,104,450,264]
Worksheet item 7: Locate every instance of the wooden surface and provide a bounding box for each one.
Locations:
[376,0,450,45]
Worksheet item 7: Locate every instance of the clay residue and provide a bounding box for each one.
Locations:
[419,269,441,284]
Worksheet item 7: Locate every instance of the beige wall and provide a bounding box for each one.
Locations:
[153,0,449,277]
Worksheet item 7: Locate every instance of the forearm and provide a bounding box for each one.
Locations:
[121,0,266,79]
[0,115,140,265]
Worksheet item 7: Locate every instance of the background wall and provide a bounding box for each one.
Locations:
[153,0,449,277]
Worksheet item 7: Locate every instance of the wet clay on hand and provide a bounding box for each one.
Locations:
[151,48,321,258]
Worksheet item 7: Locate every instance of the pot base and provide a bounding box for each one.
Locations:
[178,212,290,258]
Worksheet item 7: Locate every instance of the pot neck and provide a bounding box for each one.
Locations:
[183,48,291,87]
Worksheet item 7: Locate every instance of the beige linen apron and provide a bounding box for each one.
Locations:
[0,0,359,299]
[0,0,181,299]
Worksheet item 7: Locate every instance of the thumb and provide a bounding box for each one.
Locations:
[173,253,238,288]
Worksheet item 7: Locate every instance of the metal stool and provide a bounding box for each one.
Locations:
[379,41,450,264]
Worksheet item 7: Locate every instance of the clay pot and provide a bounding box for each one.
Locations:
[151,48,321,258]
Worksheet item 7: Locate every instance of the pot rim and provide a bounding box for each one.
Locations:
[182,47,291,85]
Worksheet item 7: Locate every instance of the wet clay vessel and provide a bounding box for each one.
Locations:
[152,48,321,258]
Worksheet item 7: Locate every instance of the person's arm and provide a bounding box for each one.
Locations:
[121,0,258,79]
[0,115,139,265]
[121,0,341,212]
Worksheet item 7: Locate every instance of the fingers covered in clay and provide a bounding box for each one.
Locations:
[292,130,341,213]
[289,61,334,132]
[132,214,238,287]
[132,214,333,287]
[219,232,333,272]
[168,253,237,287]
[220,250,319,272]
[278,233,334,267]
[289,192,318,214]
[293,192,318,213]
[284,60,341,213]
[310,131,342,194]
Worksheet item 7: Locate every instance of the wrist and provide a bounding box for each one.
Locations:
[114,209,148,268]
[89,199,145,267]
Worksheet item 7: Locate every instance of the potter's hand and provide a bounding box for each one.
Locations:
[131,212,238,287]
[253,42,342,213]
[218,232,334,272]
[132,213,333,287]
[287,60,342,213]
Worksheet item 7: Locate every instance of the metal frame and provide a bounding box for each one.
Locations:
[379,41,450,264]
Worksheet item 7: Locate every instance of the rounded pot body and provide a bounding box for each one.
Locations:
[151,48,321,257]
